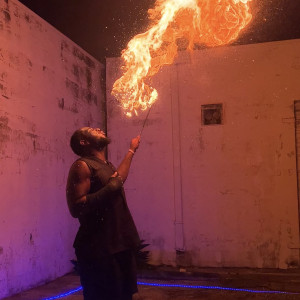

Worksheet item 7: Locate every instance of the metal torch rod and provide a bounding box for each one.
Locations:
[139,105,153,137]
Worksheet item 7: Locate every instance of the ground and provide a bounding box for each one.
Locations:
[3,266,300,300]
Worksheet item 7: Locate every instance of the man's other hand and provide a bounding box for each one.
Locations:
[108,172,123,191]
[130,135,141,152]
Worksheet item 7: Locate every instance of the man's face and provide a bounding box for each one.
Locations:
[81,127,111,150]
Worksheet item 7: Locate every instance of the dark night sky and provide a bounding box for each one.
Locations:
[19,0,300,63]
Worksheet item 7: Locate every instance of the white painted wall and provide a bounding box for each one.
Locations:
[0,0,105,298]
[106,39,300,269]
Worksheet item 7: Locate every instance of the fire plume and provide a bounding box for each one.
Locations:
[112,0,252,117]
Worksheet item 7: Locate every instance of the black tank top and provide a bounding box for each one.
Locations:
[73,156,140,259]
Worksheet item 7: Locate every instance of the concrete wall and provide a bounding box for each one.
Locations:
[0,0,105,298]
[106,39,300,269]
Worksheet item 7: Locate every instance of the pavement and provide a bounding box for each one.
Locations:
[3,266,300,300]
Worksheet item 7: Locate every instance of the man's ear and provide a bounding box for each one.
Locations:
[80,139,89,146]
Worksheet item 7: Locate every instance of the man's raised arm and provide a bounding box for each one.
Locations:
[117,135,140,183]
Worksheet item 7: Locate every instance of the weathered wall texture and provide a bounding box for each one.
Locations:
[106,39,300,269]
[0,0,105,298]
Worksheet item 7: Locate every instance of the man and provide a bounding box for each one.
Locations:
[66,127,141,300]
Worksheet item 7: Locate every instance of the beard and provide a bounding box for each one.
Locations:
[89,136,111,151]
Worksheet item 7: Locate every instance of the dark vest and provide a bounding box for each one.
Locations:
[73,156,140,260]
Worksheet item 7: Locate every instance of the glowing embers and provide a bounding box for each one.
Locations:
[112,0,252,117]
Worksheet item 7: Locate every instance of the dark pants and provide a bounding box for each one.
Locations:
[76,249,138,300]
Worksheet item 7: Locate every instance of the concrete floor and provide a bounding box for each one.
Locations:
[3,266,300,300]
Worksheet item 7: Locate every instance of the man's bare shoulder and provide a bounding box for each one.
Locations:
[68,159,91,181]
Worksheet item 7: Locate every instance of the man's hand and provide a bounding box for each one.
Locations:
[130,135,141,153]
[108,172,123,191]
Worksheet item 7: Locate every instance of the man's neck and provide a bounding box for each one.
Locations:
[89,149,106,162]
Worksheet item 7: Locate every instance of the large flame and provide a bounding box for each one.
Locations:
[112,0,252,117]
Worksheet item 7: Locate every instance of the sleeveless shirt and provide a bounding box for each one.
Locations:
[73,156,140,260]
